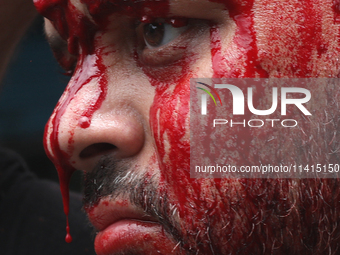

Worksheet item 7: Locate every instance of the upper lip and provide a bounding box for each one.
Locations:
[85,197,157,232]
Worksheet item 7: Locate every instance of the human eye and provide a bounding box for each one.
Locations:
[141,19,188,49]
[135,17,207,67]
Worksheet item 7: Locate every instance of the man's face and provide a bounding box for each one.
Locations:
[35,0,340,254]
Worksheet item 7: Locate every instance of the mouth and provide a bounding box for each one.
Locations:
[86,197,183,255]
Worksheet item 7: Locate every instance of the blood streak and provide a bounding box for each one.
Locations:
[138,11,224,253]
[208,2,267,168]
[42,52,108,242]
[128,1,206,243]
[207,0,266,177]
[34,0,109,242]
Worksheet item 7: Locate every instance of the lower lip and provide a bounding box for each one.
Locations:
[94,219,181,255]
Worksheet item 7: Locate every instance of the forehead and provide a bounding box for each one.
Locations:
[36,0,336,32]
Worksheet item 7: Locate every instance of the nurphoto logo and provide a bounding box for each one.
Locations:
[196,81,312,128]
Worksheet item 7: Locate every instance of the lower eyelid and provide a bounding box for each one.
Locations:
[140,45,188,66]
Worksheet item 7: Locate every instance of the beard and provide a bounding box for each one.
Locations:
[82,156,340,255]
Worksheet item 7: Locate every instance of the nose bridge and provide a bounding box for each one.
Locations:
[44,48,147,174]
[44,52,108,171]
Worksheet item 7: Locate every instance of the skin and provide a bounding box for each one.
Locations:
[34,0,340,254]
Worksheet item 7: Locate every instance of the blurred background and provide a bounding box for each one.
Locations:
[0,17,82,191]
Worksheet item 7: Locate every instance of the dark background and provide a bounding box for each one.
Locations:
[0,17,82,191]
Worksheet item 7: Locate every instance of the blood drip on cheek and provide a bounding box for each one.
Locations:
[146,52,209,237]
[149,72,230,251]
[206,0,266,182]
[127,0,193,219]
[121,0,193,212]
[149,76,192,215]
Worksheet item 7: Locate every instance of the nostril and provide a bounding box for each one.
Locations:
[79,143,116,159]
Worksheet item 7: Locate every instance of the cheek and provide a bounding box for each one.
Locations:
[148,69,212,224]
[148,77,202,247]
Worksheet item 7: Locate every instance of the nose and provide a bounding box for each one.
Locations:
[65,112,144,172]
[44,53,145,173]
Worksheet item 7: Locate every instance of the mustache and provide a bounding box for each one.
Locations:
[82,156,135,205]
[82,155,183,246]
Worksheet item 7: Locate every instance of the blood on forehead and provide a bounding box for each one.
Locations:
[34,0,170,20]
[34,0,170,55]
[82,0,170,17]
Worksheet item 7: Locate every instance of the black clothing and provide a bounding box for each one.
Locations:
[0,147,96,255]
